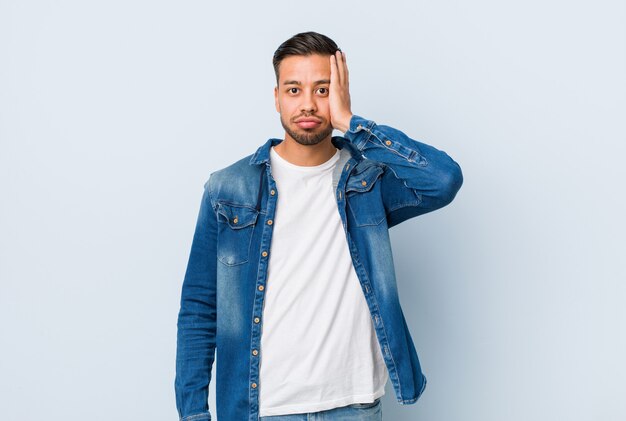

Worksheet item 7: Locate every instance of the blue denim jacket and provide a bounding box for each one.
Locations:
[175,114,463,421]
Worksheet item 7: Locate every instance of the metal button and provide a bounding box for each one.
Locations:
[233,216,238,224]
[252,349,258,356]
[385,140,392,146]
[345,163,350,171]
[262,251,268,257]
[267,219,273,225]
[251,383,257,389]
[357,124,362,130]
[361,180,367,186]
[270,189,275,195]
[258,285,264,291]
[254,317,260,323]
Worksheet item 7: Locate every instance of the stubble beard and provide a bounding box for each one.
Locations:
[280,114,333,146]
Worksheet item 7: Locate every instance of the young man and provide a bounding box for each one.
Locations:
[175,32,463,421]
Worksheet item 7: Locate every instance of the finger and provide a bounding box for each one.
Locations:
[336,50,345,85]
[332,50,341,85]
[342,51,349,86]
[330,54,337,85]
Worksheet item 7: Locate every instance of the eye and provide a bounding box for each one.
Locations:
[317,87,329,95]
[288,87,299,94]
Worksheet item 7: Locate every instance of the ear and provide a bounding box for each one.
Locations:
[274,86,280,113]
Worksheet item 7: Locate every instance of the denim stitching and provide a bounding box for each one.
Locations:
[216,200,259,211]
[367,130,417,162]
[353,120,374,150]
[181,412,211,421]
[207,173,217,213]
[215,203,257,266]
[380,165,423,212]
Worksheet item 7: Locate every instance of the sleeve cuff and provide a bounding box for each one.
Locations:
[180,412,211,421]
[343,114,376,150]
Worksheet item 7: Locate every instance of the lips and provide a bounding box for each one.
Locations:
[295,117,322,129]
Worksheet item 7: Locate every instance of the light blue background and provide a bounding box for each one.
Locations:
[1,1,624,420]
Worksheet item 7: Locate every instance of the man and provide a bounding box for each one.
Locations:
[175,31,463,421]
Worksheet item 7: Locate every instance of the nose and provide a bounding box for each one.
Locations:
[300,91,317,114]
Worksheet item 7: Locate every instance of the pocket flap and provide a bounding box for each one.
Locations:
[216,203,259,229]
[346,164,384,193]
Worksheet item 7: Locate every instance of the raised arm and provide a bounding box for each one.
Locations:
[329,50,463,228]
[344,114,463,227]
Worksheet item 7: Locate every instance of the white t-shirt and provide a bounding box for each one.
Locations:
[258,145,388,417]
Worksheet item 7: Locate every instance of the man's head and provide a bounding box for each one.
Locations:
[272,32,340,146]
[272,32,340,85]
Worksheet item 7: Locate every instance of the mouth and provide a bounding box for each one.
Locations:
[295,118,322,129]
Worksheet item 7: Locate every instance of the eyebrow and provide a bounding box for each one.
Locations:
[282,79,331,86]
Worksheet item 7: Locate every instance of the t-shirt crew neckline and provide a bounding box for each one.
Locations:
[270,146,340,172]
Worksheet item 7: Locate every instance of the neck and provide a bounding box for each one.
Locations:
[274,135,336,166]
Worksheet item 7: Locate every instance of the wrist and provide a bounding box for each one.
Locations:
[334,113,353,133]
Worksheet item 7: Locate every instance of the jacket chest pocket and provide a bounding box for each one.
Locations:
[345,164,386,227]
[216,202,259,266]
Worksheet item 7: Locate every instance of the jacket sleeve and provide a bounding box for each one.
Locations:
[175,176,218,421]
[343,114,463,228]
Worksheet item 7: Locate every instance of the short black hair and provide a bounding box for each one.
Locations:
[272,31,340,85]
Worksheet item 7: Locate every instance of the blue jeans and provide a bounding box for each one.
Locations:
[259,397,382,420]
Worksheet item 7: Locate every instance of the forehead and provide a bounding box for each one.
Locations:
[278,54,331,84]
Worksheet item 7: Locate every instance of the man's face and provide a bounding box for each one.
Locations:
[274,54,333,146]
